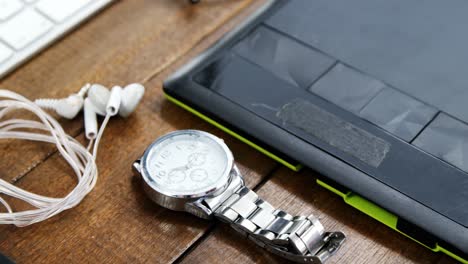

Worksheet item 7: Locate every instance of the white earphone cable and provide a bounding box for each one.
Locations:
[0,89,109,226]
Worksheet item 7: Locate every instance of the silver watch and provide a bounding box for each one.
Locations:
[133,130,345,263]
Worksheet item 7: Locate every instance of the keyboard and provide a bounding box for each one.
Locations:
[0,0,114,78]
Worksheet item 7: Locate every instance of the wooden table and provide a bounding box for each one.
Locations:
[0,1,458,263]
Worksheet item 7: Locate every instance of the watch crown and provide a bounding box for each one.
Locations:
[132,159,142,176]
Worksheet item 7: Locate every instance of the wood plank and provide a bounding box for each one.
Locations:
[0,0,255,183]
[180,168,457,264]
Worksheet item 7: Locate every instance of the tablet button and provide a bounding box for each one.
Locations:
[360,88,437,141]
[413,113,468,173]
[309,63,385,114]
[234,26,335,89]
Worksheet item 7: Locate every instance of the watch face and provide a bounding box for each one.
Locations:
[141,130,233,198]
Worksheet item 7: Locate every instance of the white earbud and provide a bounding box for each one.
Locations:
[107,86,123,116]
[84,83,145,139]
[86,84,109,115]
[83,97,98,139]
[119,83,145,117]
[34,84,89,119]
[34,83,145,140]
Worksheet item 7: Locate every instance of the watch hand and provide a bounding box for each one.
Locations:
[170,154,194,172]
[171,165,190,172]
[171,153,207,173]
[188,152,207,167]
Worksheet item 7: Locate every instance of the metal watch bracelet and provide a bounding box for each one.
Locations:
[201,167,346,263]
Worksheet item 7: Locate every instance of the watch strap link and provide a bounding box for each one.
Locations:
[210,184,345,263]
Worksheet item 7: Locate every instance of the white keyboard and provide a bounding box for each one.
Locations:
[0,0,114,78]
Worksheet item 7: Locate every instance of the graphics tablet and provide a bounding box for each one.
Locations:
[164,1,468,262]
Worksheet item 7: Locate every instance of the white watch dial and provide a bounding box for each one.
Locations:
[142,130,232,197]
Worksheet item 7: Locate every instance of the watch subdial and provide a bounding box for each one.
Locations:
[190,169,208,182]
[168,169,186,184]
[188,152,207,167]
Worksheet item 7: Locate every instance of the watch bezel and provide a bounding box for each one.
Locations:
[140,130,234,201]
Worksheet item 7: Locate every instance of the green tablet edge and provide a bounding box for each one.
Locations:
[316,179,467,264]
[165,92,466,263]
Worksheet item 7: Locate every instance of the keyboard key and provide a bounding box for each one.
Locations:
[359,88,437,141]
[0,0,23,21]
[309,63,385,113]
[0,9,52,50]
[234,26,335,89]
[36,0,92,22]
[413,113,468,173]
[0,42,13,63]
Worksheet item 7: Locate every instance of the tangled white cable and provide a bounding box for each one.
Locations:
[0,83,144,227]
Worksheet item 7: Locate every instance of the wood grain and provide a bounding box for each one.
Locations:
[0,0,460,263]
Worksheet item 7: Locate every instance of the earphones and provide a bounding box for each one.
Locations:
[0,83,144,226]
[34,84,90,119]
[83,83,145,139]
[35,83,145,139]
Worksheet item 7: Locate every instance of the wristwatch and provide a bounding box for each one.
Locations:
[133,130,345,263]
